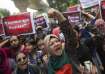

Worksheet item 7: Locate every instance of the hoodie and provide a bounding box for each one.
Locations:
[0,48,12,74]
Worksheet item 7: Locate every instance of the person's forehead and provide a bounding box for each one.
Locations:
[38,39,44,44]
[25,42,31,45]
[17,53,25,58]
[10,36,18,40]
[49,37,59,42]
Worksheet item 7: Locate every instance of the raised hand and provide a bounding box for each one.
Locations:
[48,8,66,23]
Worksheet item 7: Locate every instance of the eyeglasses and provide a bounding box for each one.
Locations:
[10,39,18,43]
[17,56,26,62]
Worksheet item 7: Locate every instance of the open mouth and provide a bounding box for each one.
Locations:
[20,61,27,65]
[55,46,61,51]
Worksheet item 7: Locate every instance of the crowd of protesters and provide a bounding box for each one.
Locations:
[0,8,105,74]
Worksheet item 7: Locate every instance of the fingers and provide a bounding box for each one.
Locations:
[48,8,66,22]
[48,8,56,18]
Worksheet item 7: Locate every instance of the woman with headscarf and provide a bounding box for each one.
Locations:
[44,8,82,74]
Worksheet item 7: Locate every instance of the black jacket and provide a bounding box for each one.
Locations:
[14,65,40,74]
[59,20,80,74]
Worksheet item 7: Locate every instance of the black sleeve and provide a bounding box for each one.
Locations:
[59,20,77,55]
[85,38,95,49]
[31,65,40,74]
[59,20,80,73]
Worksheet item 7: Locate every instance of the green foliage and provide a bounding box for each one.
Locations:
[48,0,79,12]
[0,8,10,17]
[69,0,78,5]
[48,0,70,12]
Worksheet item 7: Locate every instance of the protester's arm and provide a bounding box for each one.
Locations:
[31,65,40,74]
[48,8,83,73]
[59,21,81,73]
[0,39,9,48]
[81,11,95,19]
[48,8,77,50]
[48,8,66,23]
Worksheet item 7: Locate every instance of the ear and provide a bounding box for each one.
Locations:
[47,45,52,51]
[44,45,51,55]
[44,45,49,51]
[62,43,65,50]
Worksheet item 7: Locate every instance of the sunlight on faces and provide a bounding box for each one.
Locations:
[16,52,28,70]
[48,38,63,56]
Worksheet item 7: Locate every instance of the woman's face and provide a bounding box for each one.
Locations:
[97,24,105,34]
[10,36,19,47]
[25,43,33,53]
[95,19,105,34]
[16,53,28,70]
[48,38,62,56]
[37,39,45,50]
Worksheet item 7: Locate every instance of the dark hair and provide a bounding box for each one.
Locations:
[74,25,80,33]
[35,37,45,50]
[15,51,27,62]
[25,39,35,46]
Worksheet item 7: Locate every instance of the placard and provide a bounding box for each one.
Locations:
[79,0,99,8]
[3,12,35,36]
[34,16,48,29]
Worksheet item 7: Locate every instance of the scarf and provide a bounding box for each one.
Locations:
[48,51,72,74]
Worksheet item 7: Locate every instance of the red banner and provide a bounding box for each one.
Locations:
[0,18,5,36]
[3,12,34,36]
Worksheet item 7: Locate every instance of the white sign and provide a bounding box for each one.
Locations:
[68,16,79,23]
[80,0,99,8]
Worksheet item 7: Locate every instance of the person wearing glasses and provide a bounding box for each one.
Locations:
[14,52,40,74]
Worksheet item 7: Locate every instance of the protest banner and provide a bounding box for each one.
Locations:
[63,12,80,27]
[79,0,99,8]
[3,12,35,36]
[34,16,48,29]
[64,5,80,27]
[0,18,5,36]
[67,5,80,13]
